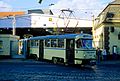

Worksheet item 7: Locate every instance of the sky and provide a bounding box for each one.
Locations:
[0,0,114,19]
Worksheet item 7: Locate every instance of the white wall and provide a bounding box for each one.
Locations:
[93,27,103,48]
[30,14,92,28]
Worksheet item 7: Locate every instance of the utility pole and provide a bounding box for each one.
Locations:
[12,15,16,35]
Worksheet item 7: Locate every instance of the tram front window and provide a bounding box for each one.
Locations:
[76,39,92,49]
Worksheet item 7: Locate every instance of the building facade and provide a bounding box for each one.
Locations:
[0,34,20,59]
[93,0,120,59]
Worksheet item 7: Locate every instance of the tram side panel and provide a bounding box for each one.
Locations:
[28,39,96,65]
[43,39,76,65]
[74,50,84,64]
[28,40,39,60]
[29,39,66,63]
[74,50,96,65]
[43,39,67,63]
[44,48,66,63]
[27,34,96,65]
[75,37,96,65]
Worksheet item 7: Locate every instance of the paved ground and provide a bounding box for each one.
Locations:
[0,59,120,81]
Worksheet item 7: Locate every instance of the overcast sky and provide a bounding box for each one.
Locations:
[0,0,114,19]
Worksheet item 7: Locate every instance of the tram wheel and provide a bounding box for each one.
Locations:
[52,57,58,64]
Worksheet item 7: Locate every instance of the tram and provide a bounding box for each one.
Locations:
[20,34,96,65]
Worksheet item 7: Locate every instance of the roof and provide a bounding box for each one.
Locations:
[97,0,120,17]
[0,15,31,28]
[28,34,92,40]
[109,0,120,5]
[0,34,20,39]
[28,9,54,15]
[0,11,25,18]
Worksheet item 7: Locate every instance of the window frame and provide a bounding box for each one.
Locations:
[58,39,64,48]
[0,40,3,50]
[30,40,39,47]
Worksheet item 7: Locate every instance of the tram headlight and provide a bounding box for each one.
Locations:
[94,55,96,58]
[84,54,86,57]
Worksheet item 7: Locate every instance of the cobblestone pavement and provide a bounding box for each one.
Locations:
[0,59,120,81]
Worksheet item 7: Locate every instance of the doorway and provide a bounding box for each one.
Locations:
[66,39,75,64]
[39,40,44,60]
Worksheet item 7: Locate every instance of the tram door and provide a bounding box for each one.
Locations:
[21,40,28,58]
[39,40,44,60]
[26,40,30,59]
[66,39,75,64]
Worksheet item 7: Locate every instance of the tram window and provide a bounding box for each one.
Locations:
[30,41,33,46]
[30,40,39,47]
[0,40,3,50]
[36,40,39,46]
[76,39,82,48]
[70,40,74,48]
[51,39,57,47]
[82,39,92,49]
[45,40,50,47]
[58,39,64,48]
[18,41,23,54]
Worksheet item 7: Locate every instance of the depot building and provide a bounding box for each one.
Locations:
[0,9,93,38]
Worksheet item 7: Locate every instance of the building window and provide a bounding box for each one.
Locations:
[118,33,120,40]
[106,12,114,18]
[110,26,114,32]
[0,41,3,50]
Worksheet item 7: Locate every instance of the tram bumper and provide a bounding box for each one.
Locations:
[75,58,96,66]
[81,59,96,66]
[90,60,96,66]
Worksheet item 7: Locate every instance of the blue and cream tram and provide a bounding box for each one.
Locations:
[21,34,96,65]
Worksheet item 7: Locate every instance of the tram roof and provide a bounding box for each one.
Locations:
[28,34,92,40]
